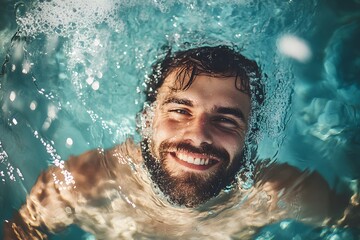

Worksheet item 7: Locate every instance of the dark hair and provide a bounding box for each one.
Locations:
[144,45,264,106]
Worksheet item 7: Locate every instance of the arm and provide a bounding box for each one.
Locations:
[3,163,73,240]
[3,147,117,239]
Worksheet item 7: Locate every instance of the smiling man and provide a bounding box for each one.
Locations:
[3,45,356,239]
[141,46,259,207]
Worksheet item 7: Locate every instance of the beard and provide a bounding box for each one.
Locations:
[141,139,244,207]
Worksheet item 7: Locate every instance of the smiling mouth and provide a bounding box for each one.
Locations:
[169,151,220,170]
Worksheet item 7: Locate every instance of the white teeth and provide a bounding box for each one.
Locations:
[177,153,211,166]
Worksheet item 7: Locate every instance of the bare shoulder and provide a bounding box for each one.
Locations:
[67,138,139,170]
[254,162,329,192]
[63,138,142,194]
[2,139,142,238]
[254,162,348,222]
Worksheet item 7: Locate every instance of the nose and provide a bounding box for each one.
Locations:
[182,114,213,146]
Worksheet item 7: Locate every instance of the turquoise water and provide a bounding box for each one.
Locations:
[0,0,360,239]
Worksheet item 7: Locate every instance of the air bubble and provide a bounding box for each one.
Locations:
[15,2,26,18]
[22,61,32,74]
[55,28,62,34]
[65,206,72,214]
[9,91,16,102]
[47,105,58,119]
[66,138,73,147]
[91,81,100,90]
[86,77,94,85]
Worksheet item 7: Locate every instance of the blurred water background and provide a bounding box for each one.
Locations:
[1,0,360,239]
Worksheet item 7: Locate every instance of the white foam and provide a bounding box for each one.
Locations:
[18,0,119,36]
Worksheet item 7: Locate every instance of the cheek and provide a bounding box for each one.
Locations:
[152,118,180,148]
[223,136,245,172]
[217,134,245,159]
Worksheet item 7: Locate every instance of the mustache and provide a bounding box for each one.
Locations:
[159,141,230,162]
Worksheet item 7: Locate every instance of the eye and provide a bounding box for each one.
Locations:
[214,116,239,129]
[169,109,191,115]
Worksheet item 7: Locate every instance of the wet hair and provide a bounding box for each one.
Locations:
[144,45,264,105]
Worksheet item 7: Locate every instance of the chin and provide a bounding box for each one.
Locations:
[141,139,241,207]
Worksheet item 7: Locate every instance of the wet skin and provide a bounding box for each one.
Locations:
[4,72,357,240]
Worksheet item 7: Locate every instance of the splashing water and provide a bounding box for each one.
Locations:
[1,0,360,239]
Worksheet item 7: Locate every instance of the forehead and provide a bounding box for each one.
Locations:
[163,68,245,90]
[156,71,251,114]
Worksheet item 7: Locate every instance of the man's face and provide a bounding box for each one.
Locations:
[143,70,251,207]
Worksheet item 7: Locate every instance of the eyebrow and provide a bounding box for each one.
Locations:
[163,97,194,107]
